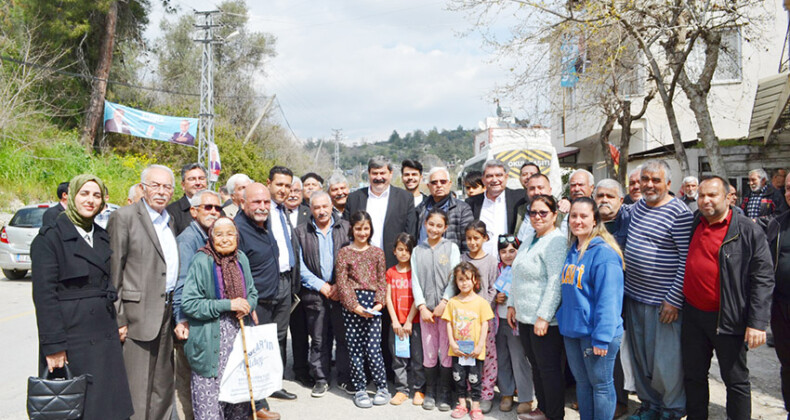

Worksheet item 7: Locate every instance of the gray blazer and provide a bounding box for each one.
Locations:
[108,199,177,342]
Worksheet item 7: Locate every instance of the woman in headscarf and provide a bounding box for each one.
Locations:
[181,216,274,420]
[31,174,134,419]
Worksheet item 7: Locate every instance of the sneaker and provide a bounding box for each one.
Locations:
[479,399,493,414]
[339,382,356,395]
[389,391,408,405]
[354,391,372,408]
[499,396,514,412]
[310,381,329,398]
[626,406,660,420]
[470,408,485,420]
[516,401,533,414]
[373,388,391,405]
[437,399,452,412]
[422,395,436,410]
[412,391,425,406]
[451,403,469,419]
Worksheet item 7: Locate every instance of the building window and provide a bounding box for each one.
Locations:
[685,28,743,83]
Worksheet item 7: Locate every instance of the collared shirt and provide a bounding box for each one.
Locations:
[288,208,299,228]
[94,203,119,229]
[74,225,94,248]
[479,192,508,257]
[143,200,179,293]
[683,210,733,312]
[270,203,293,273]
[300,218,336,291]
[745,185,766,218]
[235,211,280,300]
[366,186,390,249]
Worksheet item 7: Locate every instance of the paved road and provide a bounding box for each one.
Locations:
[1,274,786,419]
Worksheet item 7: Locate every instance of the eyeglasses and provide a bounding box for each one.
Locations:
[430,179,450,186]
[528,210,551,218]
[142,182,174,192]
[197,204,222,212]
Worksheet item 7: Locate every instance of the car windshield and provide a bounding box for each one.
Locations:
[9,207,49,228]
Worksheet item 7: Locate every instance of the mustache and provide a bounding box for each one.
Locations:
[205,215,219,223]
[153,194,168,201]
[372,178,386,184]
[598,202,612,209]
[254,209,269,217]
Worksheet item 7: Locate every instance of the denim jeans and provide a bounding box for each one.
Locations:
[564,335,622,420]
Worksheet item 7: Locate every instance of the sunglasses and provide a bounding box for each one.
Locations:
[498,235,520,246]
[528,210,551,218]
[197,204,223,212]
[429,179,450,186]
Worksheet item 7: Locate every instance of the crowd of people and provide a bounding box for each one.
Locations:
[29,155,790,420]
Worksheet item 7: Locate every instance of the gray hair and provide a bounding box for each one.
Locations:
[641,159,672,184]
[291,177,303,188]
[682,176,699,186]
[483,159,507,174]
[326,172,349,189]
[180,163,207,181]
[127,183,141,200]
[628,166,642,179]
[226,173,252,193]
[594,179,624,198]
[189,189,221,207]
[309,191,331,208]
[570,169,595,186]
[749,168,768,182]
[141,164,175,185]
[367,156,393,172]
[427,166,450,180]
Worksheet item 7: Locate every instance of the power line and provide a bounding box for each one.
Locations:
[275,97,300,142]
[0,54,266,100]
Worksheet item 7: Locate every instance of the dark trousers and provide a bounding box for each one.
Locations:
[772,298,790,412]
[255,272,293,365]
[614,347,628,405]
[519,323,565,420]
[289,292,310,379]
[682,303,751,420]
[452,357,484,402]
[302,289,350,384]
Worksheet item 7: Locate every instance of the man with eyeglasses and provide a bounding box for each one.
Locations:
[166,163,208,236]
[415,167,473,251]
[108,164,179,420]
[466,160,522,257]
[172,189,223,420]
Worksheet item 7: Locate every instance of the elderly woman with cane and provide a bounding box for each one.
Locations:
[31,174,134,419]
[182,216,279,420]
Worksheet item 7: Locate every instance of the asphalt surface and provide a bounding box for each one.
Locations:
[1,273,786,419]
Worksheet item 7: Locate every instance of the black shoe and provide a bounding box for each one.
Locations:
[296,374,316,388]
[338,382,356,395]
[311,381,329,398]
[271,389,297,400]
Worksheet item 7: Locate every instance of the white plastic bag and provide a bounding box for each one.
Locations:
[219,323,283,403]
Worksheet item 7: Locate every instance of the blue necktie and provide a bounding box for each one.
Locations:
[278,204,295,268]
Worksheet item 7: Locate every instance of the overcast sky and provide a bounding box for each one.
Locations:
[147,0,517,144]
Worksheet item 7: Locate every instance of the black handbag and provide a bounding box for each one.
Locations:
[27,364,91,420]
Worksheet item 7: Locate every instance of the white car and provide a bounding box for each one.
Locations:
[0,203,54,279]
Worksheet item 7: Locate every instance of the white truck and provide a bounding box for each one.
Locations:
[460,116,562,196]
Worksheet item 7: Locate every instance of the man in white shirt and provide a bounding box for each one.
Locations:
[465,159,522,256]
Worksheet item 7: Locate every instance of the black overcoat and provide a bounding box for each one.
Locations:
[31,212,134,420]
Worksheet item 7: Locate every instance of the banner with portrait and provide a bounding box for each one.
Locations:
[103,101,199,146]
[208,142,221,182]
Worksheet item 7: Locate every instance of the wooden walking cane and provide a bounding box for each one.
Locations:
[239,318,258,420]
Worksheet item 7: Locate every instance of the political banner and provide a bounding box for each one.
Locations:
[219,323,283,404]
[103,101,199,146]
[208,142,221,182]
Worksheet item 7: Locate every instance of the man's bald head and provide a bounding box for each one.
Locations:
[242,183,272,226]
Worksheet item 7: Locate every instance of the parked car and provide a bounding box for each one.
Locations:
[0,203,54,279]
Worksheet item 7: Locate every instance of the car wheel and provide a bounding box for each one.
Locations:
[2,269,27,280]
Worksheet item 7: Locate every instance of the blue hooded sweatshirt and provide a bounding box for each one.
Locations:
[557,236,624,349]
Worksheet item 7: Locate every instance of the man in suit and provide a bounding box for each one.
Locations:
[108,164,179,420]
[166,163,208,236]
[105,108,131,134]
[465,159,522,256]
[345,156,417,268]
[170,120,195,145]
[285,177,310,228]
[42,182,69,227]
[286,176,312,387]
[223,173,252,219]
[265,167,300,400]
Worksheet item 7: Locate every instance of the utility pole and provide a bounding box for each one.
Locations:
[332,128,343,170]
[194,10,221,185]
